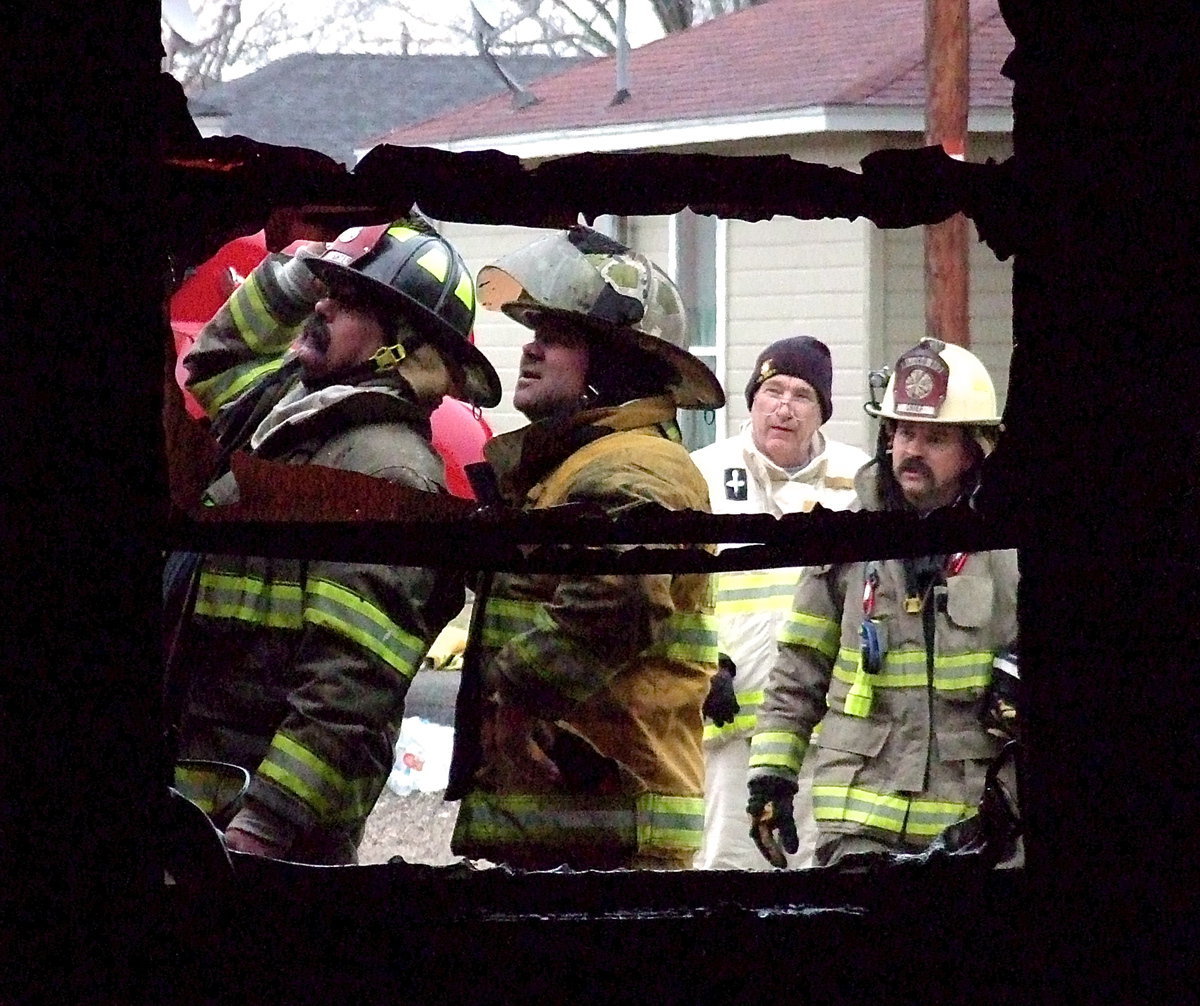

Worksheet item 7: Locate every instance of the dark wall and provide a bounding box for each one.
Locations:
[3,1,1198,1002]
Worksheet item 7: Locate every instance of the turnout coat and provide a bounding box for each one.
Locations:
[451,396,718,869]
[175,252,464,863]
[749,460,1018,850]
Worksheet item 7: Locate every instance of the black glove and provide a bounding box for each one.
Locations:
[747,774,798,869]
[982,646,1020,741]
[703,652,739,726]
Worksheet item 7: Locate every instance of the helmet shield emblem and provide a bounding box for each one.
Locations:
[892,346,950,418]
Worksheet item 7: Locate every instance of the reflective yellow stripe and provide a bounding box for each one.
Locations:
[715,569,798,615]
[636,792,705,850]
[453,271,474,310]
[646,610,719,664]
[811,783,974,837]
[195,568,423,678]
[748,729,807,776]
[452,789,703,855]
[193,569,304,628]
[702,688,764,741]
[483,597,717,665]
[259,733,377,824]
[416,245,449,282]
[830,647,993,691]
[386,224,420,242]
[191,356,287,415]
[777,609,840,658]
[304,577,424,680]
[228,272,278,353]
[173,763,246,815]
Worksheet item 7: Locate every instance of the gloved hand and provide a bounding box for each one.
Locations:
[982,646,1020,741]
[747,774,799,869]
[703,652,739,726]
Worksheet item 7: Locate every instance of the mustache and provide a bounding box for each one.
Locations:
[897,458,933,478]
[300,314,331,350]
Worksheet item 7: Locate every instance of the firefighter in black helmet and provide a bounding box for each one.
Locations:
[172,214,498,864]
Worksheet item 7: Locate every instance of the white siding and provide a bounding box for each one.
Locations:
[725,215,873,452]
[877,222,1013,413]
[436,221,557,436]
[439,132,1016,445]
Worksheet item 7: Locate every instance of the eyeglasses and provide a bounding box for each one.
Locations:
[758,387,817,414]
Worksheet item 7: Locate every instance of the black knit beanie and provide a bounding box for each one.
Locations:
[744,335,833,421]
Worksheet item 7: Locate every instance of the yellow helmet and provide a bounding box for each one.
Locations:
[866,338,1002,427]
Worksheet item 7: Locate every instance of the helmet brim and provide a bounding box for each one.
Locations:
[864,402,1003,425]
[306,257,501,408]
[502,303,725,410]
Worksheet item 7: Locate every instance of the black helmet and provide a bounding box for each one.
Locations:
[304,217,501,408]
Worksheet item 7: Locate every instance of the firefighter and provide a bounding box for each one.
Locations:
[747,338,1019,868]
[690,335,869,870]
[173,215,501,864]
[448,225,724,870]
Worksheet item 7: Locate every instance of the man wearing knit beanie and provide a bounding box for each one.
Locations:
[690,334,869,870]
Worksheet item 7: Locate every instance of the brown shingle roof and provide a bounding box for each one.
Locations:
[377,0,1011,147]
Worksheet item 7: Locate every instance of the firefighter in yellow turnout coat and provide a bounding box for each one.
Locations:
[449,227,724,870]
[748,339,1019,867]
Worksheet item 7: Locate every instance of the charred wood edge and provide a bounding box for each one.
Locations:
[217,850,1021,923]
[164,138,1013,262]
[164,504,1026,573]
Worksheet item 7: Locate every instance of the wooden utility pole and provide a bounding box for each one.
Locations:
[924,0,970,347]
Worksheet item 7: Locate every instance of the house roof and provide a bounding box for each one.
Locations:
[376,0,1012,153]
[187,52,587,166]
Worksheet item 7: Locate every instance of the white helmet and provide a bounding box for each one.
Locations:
[866,338,1002,426]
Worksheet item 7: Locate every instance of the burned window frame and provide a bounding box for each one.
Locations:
[162,140,1029,919]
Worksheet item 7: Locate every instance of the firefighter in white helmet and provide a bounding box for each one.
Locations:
[447,225,723,870]
[747,338,1020,868]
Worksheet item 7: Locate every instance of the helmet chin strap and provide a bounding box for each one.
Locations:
[300,341,411,392]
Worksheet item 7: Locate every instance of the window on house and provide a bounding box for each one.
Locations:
[671,209,725,452]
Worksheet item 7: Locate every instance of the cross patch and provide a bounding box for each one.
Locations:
[724,467,748,501]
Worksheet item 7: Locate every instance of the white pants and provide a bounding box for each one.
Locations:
[695,736,817,870]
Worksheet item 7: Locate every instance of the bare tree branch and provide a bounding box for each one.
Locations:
[163,0,766,89]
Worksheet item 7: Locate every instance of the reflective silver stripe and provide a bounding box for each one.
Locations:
[194,567,423,679]
[507,603,603,703]
[645,609,719,664]
[483,597,716,666]
[227,268,301,354]
[812,783,909,833]
[193,568,303,628]
[480,596,536,648]
[748,730,806,778]
[635,792,704,850]
[830,647,993,691]
[454,790,703,854]
[714,569,798,616]
[304,577,424,681]
[777,609,840,658]
[191,356,286,416]
[258,732,376,824]
[702,688,763,741]
[811,783,974,837]
[173,763,245,815]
